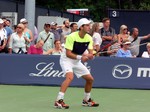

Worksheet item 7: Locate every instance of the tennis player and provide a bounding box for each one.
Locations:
[54,18,99,109]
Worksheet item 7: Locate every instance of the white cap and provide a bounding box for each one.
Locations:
[20,18,28,23]
[50,22,57,26]
[0,18,4,24]
[77,18,91,29]
[123,41,131,45]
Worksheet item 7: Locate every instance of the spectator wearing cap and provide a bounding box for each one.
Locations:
[37,22,54,52]
[116,38,132,57]
[20,18,33,50]
[70,22,78,33]
[0,18,7,53]
[50,22,61,40]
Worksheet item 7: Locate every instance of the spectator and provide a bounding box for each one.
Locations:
[100,17,115,56]
[118,25,130,44]
[13,25,17,32]
[37,22,54,52]
[128,28,150,57]
[20,18,33,50]
[107,34,121,57]
[116,38,132,57]
[0,18,7,53]
[2,17,13,52]
[50,22,61,40]
[90,22,102,54]
[141,43,150,58]
[28,40,44,54]
[2,18,13,38]
[70,22,78,33]
[32,26,38,45]
[5,19,11,27]
[9,23,27,54]
[44,40,62,55]
[60,20,71,44]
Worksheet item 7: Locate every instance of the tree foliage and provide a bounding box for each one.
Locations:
[34,0,150,21]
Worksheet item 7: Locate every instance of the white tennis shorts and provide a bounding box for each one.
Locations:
[60,57,90,78]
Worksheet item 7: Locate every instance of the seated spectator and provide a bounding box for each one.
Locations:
[27,40,44,54]
[118,25,129,44]
[44,40,62,55]
[90,22,102,56]
[9,23,27,54]
[116,38,132,57]
[141,43,150,58]
[107,34,121,57]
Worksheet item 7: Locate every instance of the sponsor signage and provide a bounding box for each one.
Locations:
[0,54,150,89]
[112,64,132,79]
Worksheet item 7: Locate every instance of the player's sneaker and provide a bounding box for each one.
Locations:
[54,99,69,109]
[82,98,99,107]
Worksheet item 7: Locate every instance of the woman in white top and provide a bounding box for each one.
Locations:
[90,22,102,55]
[142,43,150,58]
[9,23,27,54]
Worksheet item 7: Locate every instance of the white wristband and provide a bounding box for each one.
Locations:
[76,55,82,60]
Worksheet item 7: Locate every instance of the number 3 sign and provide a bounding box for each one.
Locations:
[110,10,119,17]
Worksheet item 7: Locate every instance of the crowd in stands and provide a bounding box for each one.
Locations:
[0,17,150,58]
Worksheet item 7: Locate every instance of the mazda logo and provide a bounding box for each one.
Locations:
[112,64,132,79]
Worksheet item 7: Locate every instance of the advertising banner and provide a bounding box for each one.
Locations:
[0,54,150,89]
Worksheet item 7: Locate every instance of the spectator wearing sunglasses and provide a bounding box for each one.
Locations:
[118,25,130,44]
[9,23,27,54]
[116,38,132,57]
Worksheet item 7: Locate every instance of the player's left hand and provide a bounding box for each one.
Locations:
[83,54,94,60]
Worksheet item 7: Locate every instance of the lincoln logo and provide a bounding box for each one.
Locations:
[29,62,65,77]
[29,62,91,77]
[112,64,132,79]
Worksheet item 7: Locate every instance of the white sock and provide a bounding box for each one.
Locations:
[56,92,65,101]
[84,92,91,101]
